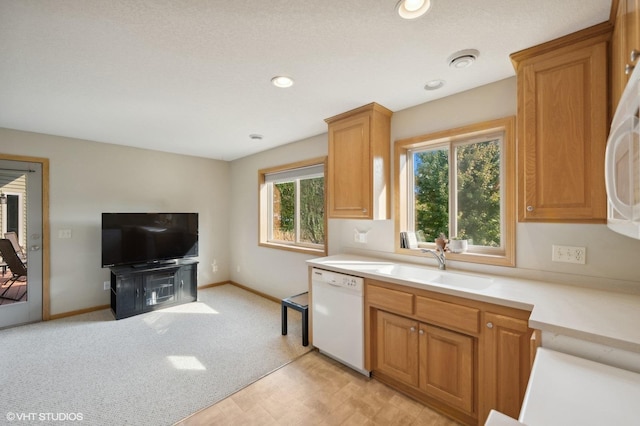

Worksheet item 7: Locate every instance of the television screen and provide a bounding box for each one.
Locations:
[102,213,198,267]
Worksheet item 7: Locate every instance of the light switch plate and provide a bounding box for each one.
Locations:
[58,229,72,239]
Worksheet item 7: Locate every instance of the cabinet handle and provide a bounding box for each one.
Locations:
[362,208,367,213]
[626,64,635,75]
[409,326,416,332]
[135,288,139,297]
[486,322,494,329]
[181,280,184,288]
[631,49,640,63]
[419,329,424,335]
[526,205,534,212]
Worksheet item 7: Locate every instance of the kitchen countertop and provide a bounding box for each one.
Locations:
[307,254,640,356]
[519,348,640,425]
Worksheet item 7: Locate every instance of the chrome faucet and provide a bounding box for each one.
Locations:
[421,247,446,270]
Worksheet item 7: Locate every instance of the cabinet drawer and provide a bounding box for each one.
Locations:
[415,296,479,334]
[367,285,414,315]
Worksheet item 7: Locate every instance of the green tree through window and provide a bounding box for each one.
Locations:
[260,159,326,254]
[412,138,502,248]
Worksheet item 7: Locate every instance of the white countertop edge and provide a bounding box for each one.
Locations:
[307,254,640,355]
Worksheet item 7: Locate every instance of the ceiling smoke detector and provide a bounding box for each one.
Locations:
[448,49,479,69]
[396,0,432,20]
[424,79,445,90]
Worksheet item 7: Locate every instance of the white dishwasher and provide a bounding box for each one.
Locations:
[311,267,369,376]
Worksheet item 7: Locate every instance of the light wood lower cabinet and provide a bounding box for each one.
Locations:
[419,324,474,413]
[366,279,533,426]
[479,312,532,422]
[374,310,474,414]
[375,310,419,386]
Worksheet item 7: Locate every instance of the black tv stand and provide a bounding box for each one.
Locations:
[131,260,176,269]
[109,259,198,320]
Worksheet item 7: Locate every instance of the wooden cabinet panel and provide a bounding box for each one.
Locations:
[325,103,392,219]
[367,283,414,315]
[479,312,533,423]
[415,295,479,334]
[511,24,610,222]
[328,113,371,217]
[365,279,532,426]
[419,324,474,413]
[612,0,640,109]
[374,310,419,386]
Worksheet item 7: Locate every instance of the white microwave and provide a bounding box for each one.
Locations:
[605,64,640,239]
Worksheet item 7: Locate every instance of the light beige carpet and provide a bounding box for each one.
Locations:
[0,284,310,425]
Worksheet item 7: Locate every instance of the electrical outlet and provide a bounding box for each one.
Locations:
[211,262,218,272]
[552,245,586,264]
[103,281,110,290]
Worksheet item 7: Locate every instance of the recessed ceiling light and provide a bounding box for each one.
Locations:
[249,134,263,141]
[424,79,445,90]
[271,76,294,88]
[448,49,479,69]
[396,0,432,19]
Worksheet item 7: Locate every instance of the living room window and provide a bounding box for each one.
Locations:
[259,157,327,255]
[395,117,515,266]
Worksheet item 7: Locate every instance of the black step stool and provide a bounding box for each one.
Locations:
[281,292,309,347]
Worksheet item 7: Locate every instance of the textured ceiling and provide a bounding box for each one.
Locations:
[0,0,611,161]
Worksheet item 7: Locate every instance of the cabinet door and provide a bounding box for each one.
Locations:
[626,0,640,69]
[518,39,608,222]
[613,0,640,109]
[178,263,197,302]
[613,1,627,109]
[419,324,474,414]
[113,274,142,319]
[328,113,371,218]
[374,310,419,386]
[143,269,178,309]
[479,312,532,423]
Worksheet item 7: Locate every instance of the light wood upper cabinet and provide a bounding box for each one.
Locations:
[612,0,640,110]
[511,23,611,222]
[325,103,392,219]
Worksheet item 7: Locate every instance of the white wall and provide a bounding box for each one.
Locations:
[231,77,640,298]
[228,133,327,299]
[0,128,230,315]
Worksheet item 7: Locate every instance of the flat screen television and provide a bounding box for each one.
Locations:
[101,213,198,268]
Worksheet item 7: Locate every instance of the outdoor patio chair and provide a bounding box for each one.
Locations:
[0,238,27,301]
[4,232,26,261]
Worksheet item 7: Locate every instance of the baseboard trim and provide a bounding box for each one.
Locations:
[49,304,110,320]
[47,281,280,321]
[228,281,280,304]
[198,280,231,289]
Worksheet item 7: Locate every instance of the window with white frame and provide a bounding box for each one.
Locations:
[259,158,326,255]
[395,117,515,266]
